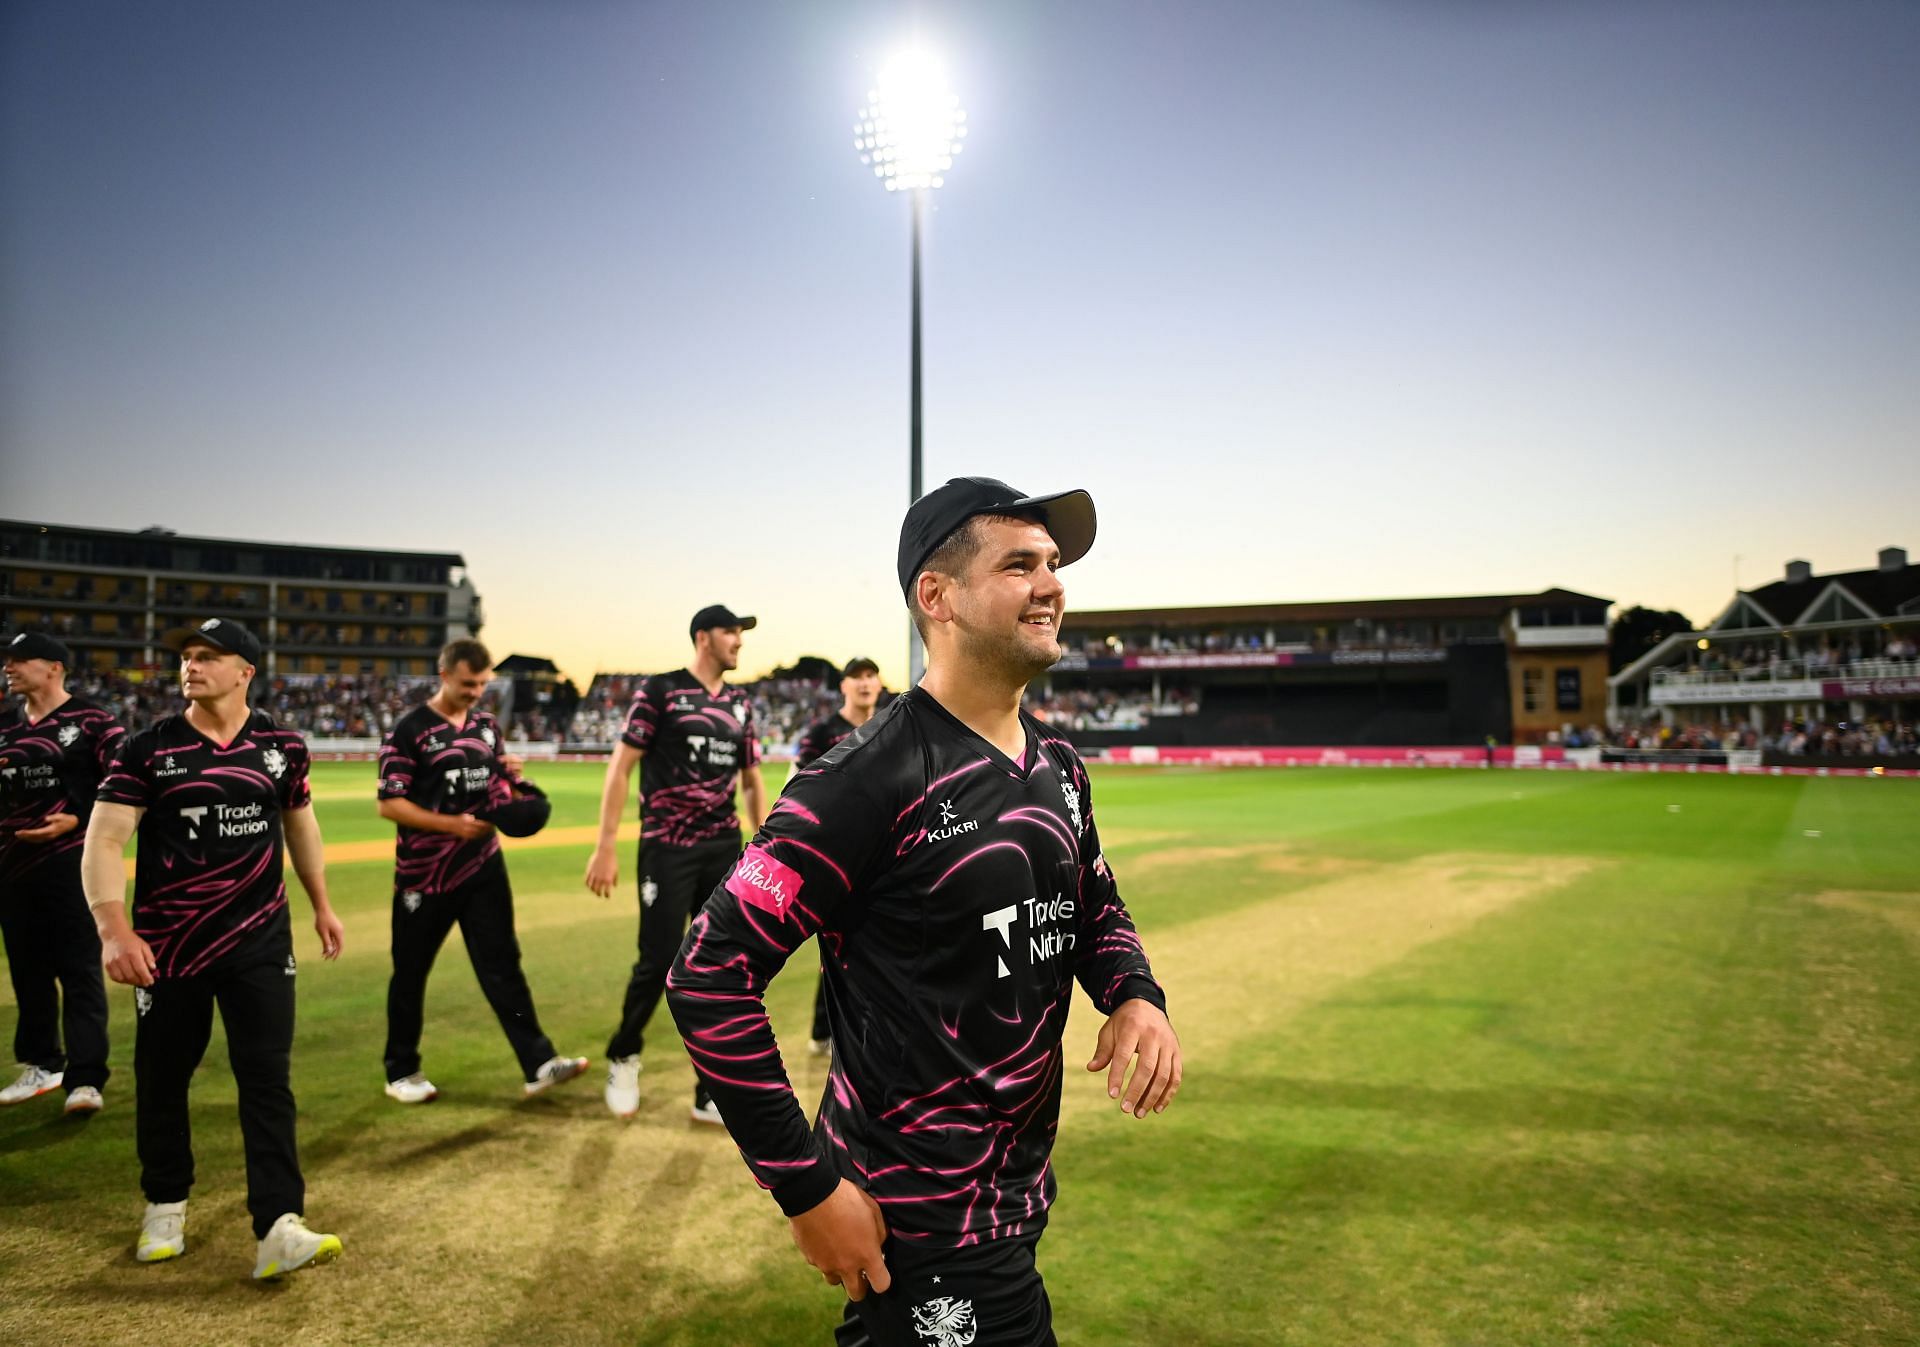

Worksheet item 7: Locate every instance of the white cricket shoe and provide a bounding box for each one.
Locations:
[689,1097,724,1127]
[64,1086,104,1116]
[384,1073,438,1104]
[605,1055,642,1118]
[136,1200,187,1263]
[524,1055,589,1097]
[252,1213,343,1280]
[0,1065,63,1105]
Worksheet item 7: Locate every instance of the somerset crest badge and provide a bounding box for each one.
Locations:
[910,1296,977,1346]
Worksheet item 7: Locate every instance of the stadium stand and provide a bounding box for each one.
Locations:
[1,519,480,678]
[1044,589,1611,747]
[1608,547,1918,768]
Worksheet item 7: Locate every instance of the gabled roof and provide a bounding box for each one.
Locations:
[1705,592,1784,633]
[1791,579,1878,627]
[1742,562,1920,627]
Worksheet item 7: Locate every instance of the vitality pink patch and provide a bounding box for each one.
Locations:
[727,846,803,918]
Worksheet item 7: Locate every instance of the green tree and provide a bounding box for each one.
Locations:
[1609,606,1691,672]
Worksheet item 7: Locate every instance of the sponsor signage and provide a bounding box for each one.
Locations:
[1821,677,1920,700]
[1650,679,1822,705]
[1101,745,1567,767]
[1052,649,1448,673]
[1513,624,1608,649]
[1092,744,1918,778]
[1653,676,1920,705]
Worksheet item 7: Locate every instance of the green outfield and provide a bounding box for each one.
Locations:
[3,762,1917,1346]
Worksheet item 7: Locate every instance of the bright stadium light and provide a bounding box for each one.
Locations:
[854,51,968,194]
[853,49,968,685]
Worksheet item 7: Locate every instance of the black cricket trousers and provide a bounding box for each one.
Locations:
[383,852,557,1083]
[606,835,740,1063]
[135,940,303,1240]
[833,1233,1057,1346]
[0,870,110,1091]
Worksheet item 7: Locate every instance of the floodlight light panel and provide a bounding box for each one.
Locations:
[854,49,965,191]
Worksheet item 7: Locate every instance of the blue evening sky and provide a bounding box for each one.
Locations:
[3,1,1915,681]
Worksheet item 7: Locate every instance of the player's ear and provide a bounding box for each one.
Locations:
[915,571,955,626]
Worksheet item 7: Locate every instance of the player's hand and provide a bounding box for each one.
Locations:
[313,905,345,960]
[789,1179,890,1301]
[101,928,159,987]
[449,814,494,841]
[584,845,619,899]
[501,753,526,778]
[15,813,79,843]
[1087,998,1181,1118]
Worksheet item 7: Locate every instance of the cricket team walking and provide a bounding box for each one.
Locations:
[1,480,1181,1342]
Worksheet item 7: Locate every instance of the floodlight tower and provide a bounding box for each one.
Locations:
[855,51,967,685]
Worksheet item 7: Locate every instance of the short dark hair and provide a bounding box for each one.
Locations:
[907,509,1046,639]
[439,638,492,673]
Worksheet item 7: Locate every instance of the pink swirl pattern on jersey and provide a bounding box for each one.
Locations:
[96,713,308,977]
[0,699,124,882]
[667,692,1166,1244]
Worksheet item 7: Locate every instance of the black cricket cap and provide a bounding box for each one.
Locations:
[6,630,73,665]
[478,779,551,838]
[165,617,264,668]
[897,477,1097,599]
[840,656,880,679]
[690,604,757,640]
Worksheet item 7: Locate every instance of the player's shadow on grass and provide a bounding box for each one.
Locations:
[481,1132,734,1347]
[368,1117,518,1167]
[0,1112,103,1157]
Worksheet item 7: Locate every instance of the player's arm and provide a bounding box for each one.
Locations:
[377,796,494,839]
[13,813,79,842]
[585,740,641,897]
[375,722,491,840]
[665,767,891,1298]
[739,763,768,833]
[1070,762,1182,1119]
[81,802,154,987]
[283,805,344,960]
[14,714,120,842]
[278,738,341,958]
[588,680,661,898]
[738,702,769,834]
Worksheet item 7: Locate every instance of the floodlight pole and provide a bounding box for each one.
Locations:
[909,188,926,686]
[856,55,963,689]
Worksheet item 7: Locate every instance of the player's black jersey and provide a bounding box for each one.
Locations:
[667,688,1166,1246]
[0,696,125,886]
[95,709,311,978]
[378,704,513,896]
[793,712,858,768]
[622,670,761,848]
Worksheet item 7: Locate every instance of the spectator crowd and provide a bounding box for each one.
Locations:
[29,666,1912,762]
[1611,716,1918,759]
[1024,687,1199,732]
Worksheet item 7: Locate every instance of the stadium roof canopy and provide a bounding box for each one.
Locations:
[496,654,561,674]
[1068,588,1610,629]
[1,518,465,568]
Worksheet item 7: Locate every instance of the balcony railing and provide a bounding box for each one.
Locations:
[1652,657,1918,687]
